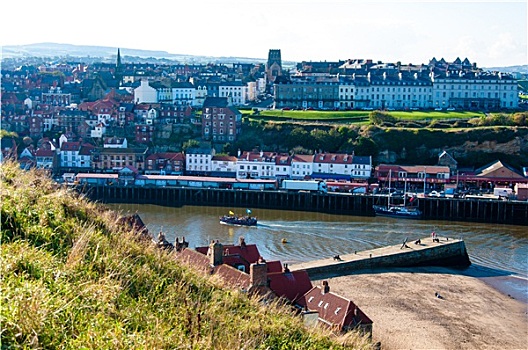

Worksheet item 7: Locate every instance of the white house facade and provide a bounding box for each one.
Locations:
[133,80,158,104]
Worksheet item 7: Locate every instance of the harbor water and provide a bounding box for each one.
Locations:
[108,204,528,302]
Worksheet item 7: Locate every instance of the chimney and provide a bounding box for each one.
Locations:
[321,280,330,294]
[250,261,268,288]
[209,240,223,266]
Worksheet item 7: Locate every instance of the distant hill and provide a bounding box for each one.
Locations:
[1,42,524,72]
[482,65,528,74]
[1,42,271,65]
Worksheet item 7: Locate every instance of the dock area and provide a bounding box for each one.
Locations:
[289,236,471,277]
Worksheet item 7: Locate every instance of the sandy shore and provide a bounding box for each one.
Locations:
[314,267,528,350]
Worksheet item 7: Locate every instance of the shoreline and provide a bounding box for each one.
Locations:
[314,266,528,350]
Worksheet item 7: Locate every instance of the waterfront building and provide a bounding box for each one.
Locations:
[375,164,451,192]
[299,281,373,335]
[211,155,238,177]
[185,147,215,176]
[145,152,185,175]
[91,146,148,173]
[291,154,315,179]
[236,151,287,179]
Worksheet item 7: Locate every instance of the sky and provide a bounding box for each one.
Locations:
[1,0,526,67]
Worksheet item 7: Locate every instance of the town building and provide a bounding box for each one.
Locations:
[211,155,238,177]
[145,152,185,175]
[201,97,242,142]
[91,147,148,173]
[185,147,215,176]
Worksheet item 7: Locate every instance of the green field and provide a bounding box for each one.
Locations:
[242,109,486,123]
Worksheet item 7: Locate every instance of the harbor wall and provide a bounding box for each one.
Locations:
[78,185,528,226]
[291,239,471,278]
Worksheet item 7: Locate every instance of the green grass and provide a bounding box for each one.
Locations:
[0,161,372,349]
[243,109,484,124]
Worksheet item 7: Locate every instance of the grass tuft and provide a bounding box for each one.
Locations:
[0,161,373,349]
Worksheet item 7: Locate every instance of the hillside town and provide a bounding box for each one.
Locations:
[1,49,527,197]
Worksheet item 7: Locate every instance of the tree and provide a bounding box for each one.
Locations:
[354,137,379,157]
[181,139,200,152]
[369,111,397,125]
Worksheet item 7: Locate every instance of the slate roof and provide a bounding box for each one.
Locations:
[203,97,229,108]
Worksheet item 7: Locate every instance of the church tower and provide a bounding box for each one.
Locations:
[115,48,123,86]
[266,49,282,84]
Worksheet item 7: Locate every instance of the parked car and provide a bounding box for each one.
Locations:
[434,107,443,111]
[447,107,456,111]
[427,190,444,197]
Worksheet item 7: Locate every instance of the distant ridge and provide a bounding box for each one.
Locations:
[1,42,269,64]
[1,42,525,72]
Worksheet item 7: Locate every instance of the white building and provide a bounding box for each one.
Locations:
[104,137,128,149]
[60,141,81,169]
[211,155,238,175]
[133,80,158,104]
[219,82,247,106]
[186,147,214,175]
[234,152,292,179]
[431,71,518,110]
[291,154,314,179]
[170,82,196,106]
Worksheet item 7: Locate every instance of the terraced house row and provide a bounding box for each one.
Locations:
[273,57,518,110]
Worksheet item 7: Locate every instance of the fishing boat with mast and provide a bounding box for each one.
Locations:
[373,170,423,219]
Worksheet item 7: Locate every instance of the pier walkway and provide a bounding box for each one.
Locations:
[289,236,470,277]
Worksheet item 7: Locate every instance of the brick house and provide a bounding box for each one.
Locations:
[145,152,185,175]
[201,97,241,142]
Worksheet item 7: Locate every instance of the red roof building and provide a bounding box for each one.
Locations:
[298,281,373,335]
[145,152,185,175]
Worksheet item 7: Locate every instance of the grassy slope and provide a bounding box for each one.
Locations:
[243,109,485,124]
[0,162,371,349]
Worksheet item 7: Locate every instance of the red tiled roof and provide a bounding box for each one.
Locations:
[292,154,314,163]
[61,142,81,151]
[78,144,95,156]
[313,153,353,164]
[146,152,185,162]
[268,270,313,304]
[212,155,238,162]
[35,148,55,157]
[299,284,372,330]
[195,243,262,266]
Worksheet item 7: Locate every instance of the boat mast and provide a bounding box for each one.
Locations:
[404,179,407,206]
[388,169,392,208]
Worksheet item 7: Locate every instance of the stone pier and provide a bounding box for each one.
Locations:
[289,236,471,278]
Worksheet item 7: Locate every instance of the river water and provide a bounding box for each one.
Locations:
[108,204,528,302]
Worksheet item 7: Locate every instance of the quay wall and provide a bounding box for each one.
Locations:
[78,185,528,226]
[293,239,471,278]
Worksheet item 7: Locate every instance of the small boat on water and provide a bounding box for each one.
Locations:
[220,209,257,226]
[373,171,423,220]
[373,204,423,219]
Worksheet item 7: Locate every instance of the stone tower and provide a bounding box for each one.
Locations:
[266,49,282,84]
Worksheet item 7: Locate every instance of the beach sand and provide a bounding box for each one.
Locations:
[313,267,528,350]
